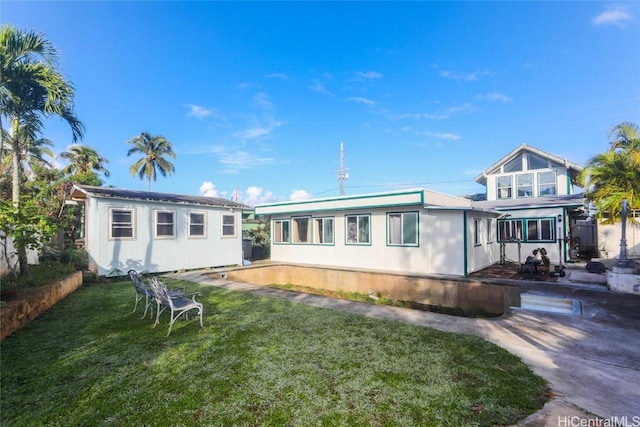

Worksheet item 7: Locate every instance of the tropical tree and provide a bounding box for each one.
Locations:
[608,121,640,167]
[0,24,84,277]
[126,131,176,191]
[59,144,110,183]
[579,122,640,223]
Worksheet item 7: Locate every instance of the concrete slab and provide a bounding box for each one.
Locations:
[568,270,607,285]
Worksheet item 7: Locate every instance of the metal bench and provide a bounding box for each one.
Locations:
[150,277,204,336]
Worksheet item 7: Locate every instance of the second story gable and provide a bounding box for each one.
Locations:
[474,144,583,201]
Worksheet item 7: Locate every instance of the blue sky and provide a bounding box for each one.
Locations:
[3,1,640,206]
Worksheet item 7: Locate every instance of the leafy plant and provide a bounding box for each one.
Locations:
[0,198,56,285]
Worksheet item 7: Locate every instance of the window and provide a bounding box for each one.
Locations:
[155,210,175,238]
[527,153,548,170]
[526,218,554,241]
[221,214,236,237]
[496,176,512,199]
[273,219,290,243]
[110,209,134,239]
[388,212,418,246]
[486,219,493,243]
[498,219,523,241]
[189,212,206,237]
[516,174,533,198]
[474,218,481,246]
[346,214,370,245]
[503,155,522,172]
[292,217,310,244]
[538,171,557,196]
[314,217,334,245]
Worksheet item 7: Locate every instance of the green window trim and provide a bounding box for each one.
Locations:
[273,219,290,244]
[345,214,371,245]
[497,217,557,243]
[313,217,335,245]
[387,212,419,247]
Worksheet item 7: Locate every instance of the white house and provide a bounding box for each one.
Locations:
[255,144,604,277]
[473,144,589,266]
[254,188,503,276]
[70,185,248,276]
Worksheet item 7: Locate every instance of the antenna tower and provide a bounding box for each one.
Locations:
[338,142,349,196]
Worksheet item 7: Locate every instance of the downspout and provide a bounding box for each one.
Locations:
[463,211,468,276]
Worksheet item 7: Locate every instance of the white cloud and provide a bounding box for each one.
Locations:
[309,80,334,96]
[290,189,312,201]
[208,146,278,174]
[186,104,212,118]
[438,69,491,81]
[478,92,512,102]
[593,5,632,27]
[266,73,288,80]
[347,97,376,105]
[353,71,383,80]
[198,181,227,198]
[416,131,461,140]
[243,186,276,206]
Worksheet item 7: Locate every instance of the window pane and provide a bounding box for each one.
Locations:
[504,155,522,172]
[274,220,289,243]
[541,219,553,240]
[528,153,548,170]
[527,220,539,240]
[293,217,309,243]
[403,213,417,245]
[358,216,370,244]
[388,214,402,244]
[324,219,334,244]
[156,211,174,237]
[347,216,358,243]
[112,210,133,238]
[496,176,512,199]
[113,211,132,223]
[222,215,235,236]
[112,227,133,238]
[189,213,205,237]
[157,212,173,223]
[538,171,556,196]
[517,174,533,197]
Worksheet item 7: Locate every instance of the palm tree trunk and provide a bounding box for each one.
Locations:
[10,116,31,279]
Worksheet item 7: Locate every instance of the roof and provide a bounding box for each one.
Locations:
[70,185,250,209]
[471,193,585,211]
[474,144,584,186]
[255,187,477,216]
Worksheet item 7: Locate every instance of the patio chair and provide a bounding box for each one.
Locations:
[128,269,155,319]
[150,277,204,336]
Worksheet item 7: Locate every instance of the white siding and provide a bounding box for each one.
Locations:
[86,198,242,276]
[269,207,480,276]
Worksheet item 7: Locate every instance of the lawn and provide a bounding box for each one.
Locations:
[0,279,548,426]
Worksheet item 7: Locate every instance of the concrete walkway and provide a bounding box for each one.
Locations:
[168,269,640,426]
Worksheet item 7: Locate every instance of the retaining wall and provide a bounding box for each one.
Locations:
[1,271,83,340]
[223,264,521,315]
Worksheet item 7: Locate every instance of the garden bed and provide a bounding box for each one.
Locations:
[0,271,83,340]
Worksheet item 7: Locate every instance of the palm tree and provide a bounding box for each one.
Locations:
[579,122,640,223]
[608,122,640,167]
[0,24,84,277]
[59,144,110,180]
[126,132,176,191]
[0,24,84,205]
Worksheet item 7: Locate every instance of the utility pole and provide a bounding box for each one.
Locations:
[338,142,349,196]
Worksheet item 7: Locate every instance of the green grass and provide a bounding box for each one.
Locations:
[1,279,548,426]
